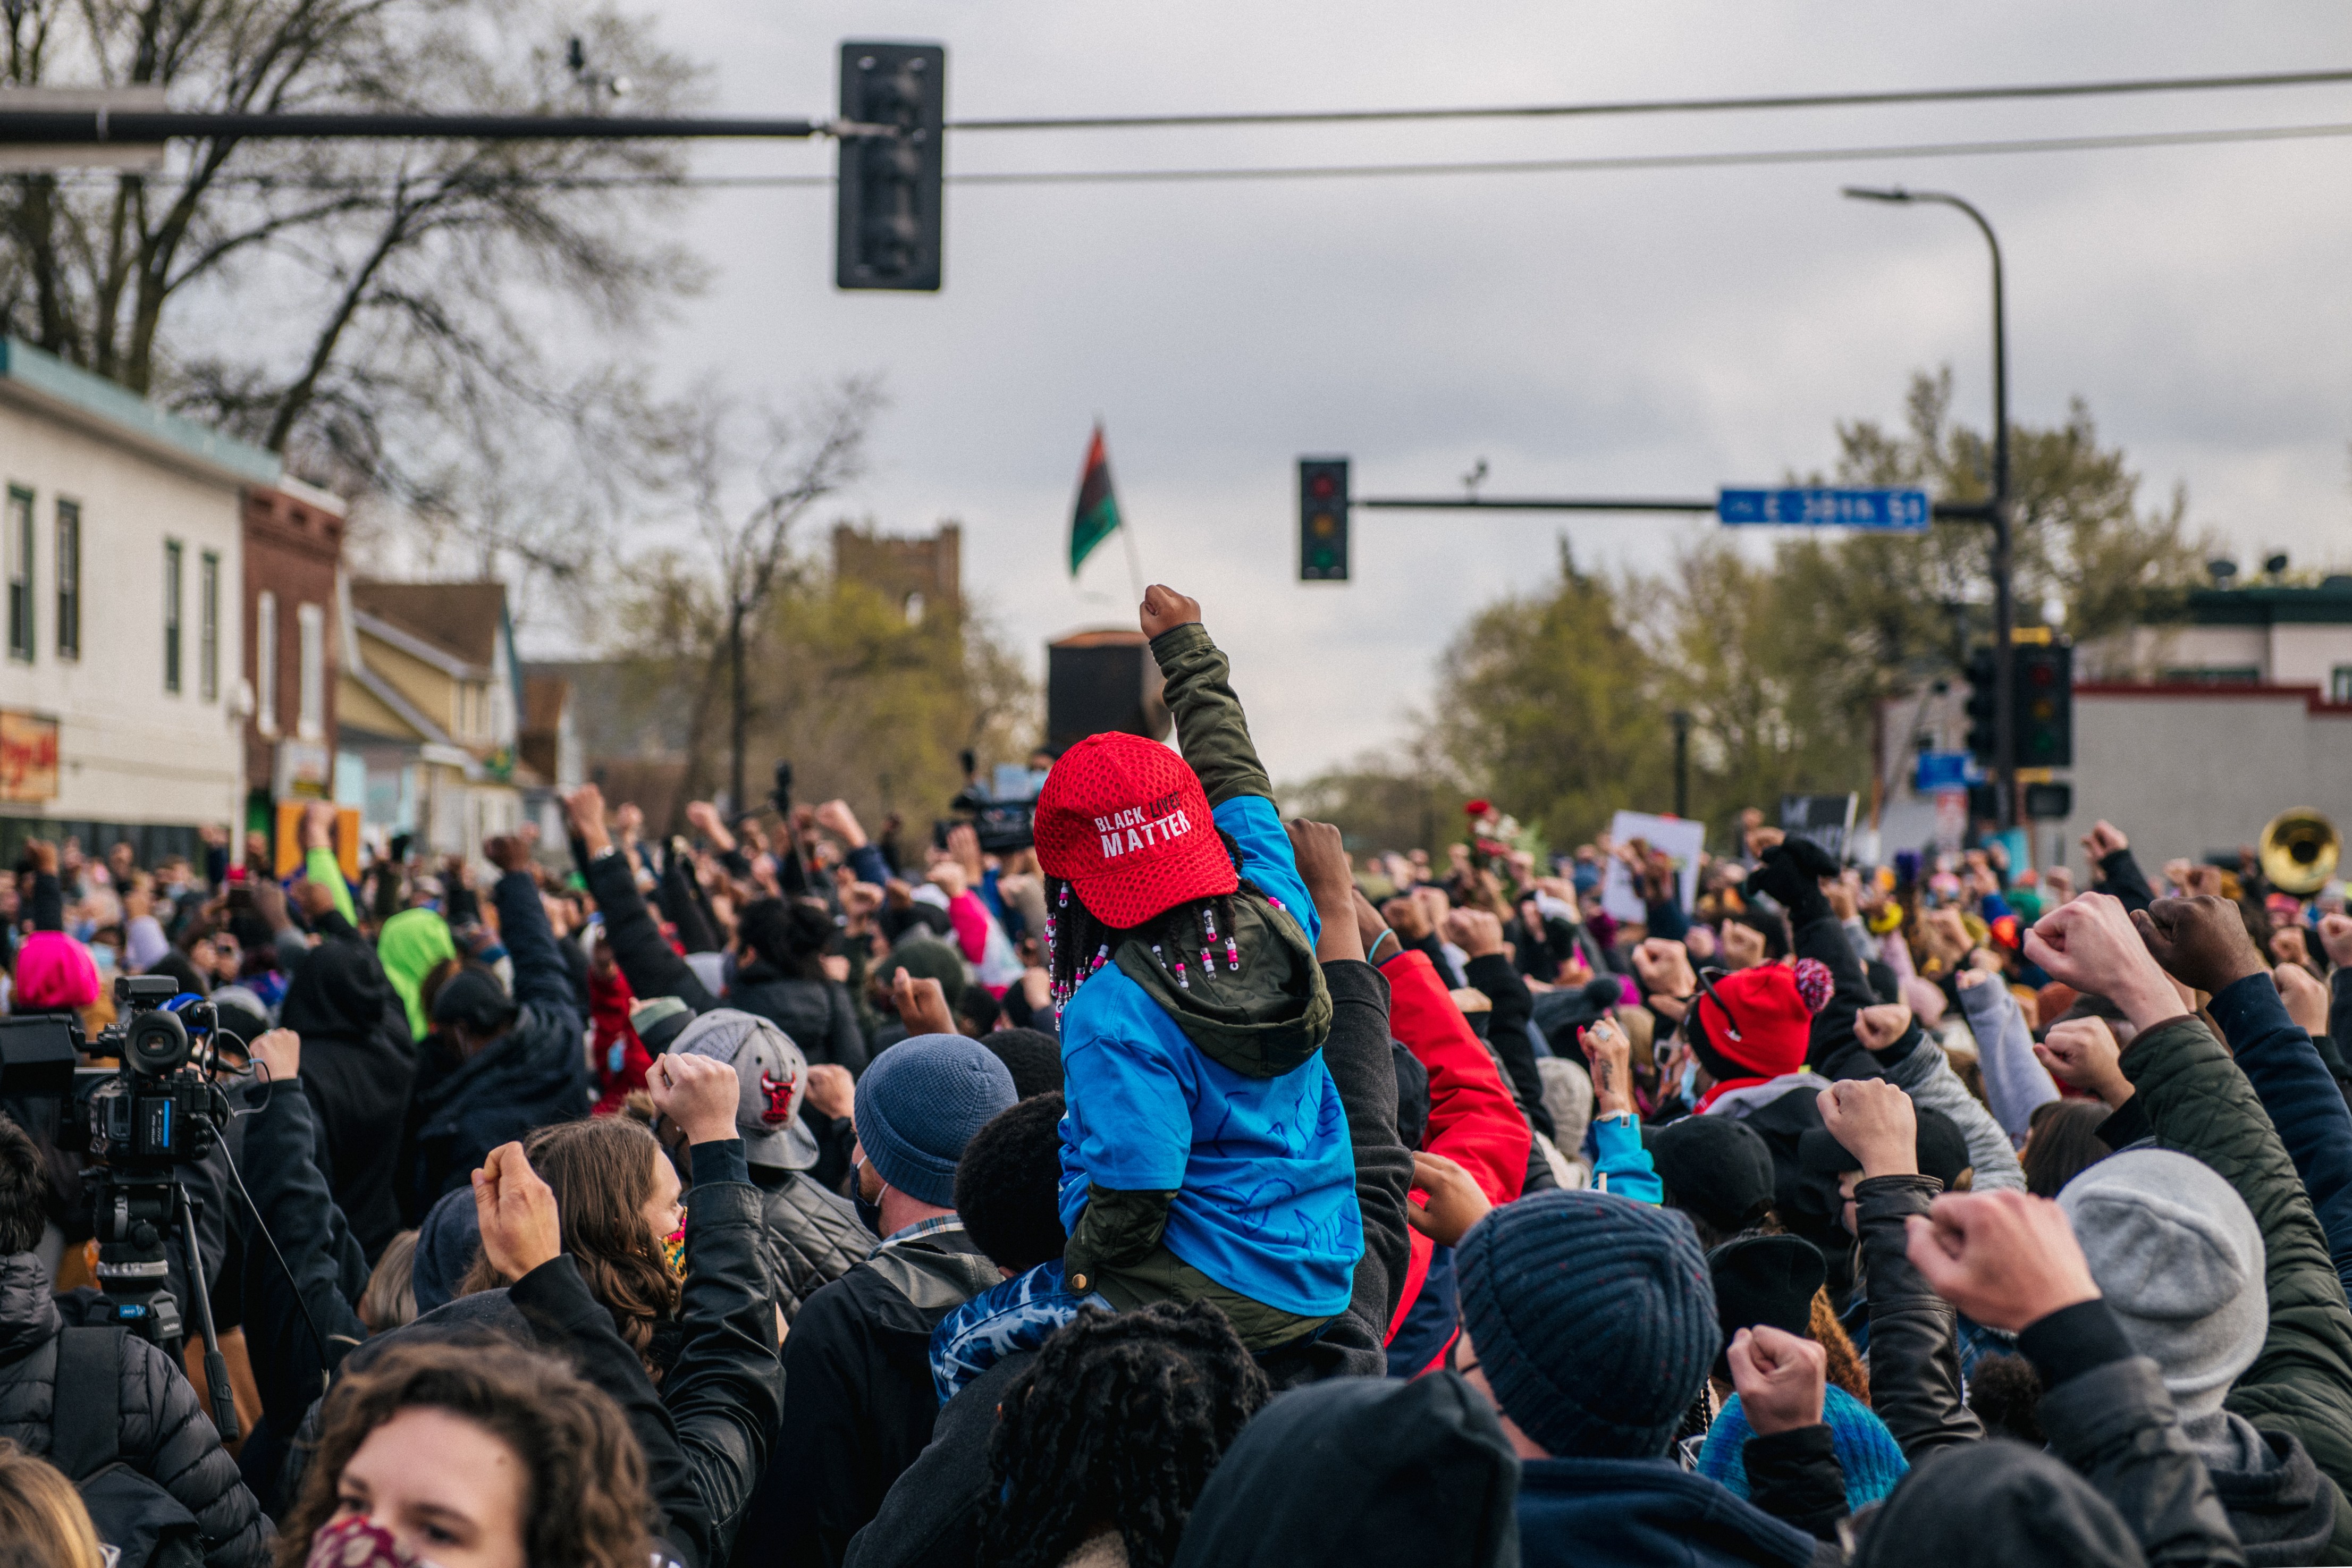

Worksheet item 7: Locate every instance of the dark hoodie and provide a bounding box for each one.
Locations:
[1170,1371,1519,1568]
[409,873,591,1204]
[277,914,416,1261]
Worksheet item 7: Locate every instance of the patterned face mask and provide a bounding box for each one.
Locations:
[306,1514,445,1568]
[661,1221,687,1282]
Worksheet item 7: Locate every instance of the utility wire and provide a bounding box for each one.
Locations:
[72,116,2352,192]
[943,66,2352,133]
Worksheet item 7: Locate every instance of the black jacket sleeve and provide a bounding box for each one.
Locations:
[1325,958,1414,1345]
[2096,847,2159,916]
[2026,1301,2246,1568]
[1743,1425,1849,1542]
[1856,1173,1983,1460]
[660,1141,788,1562]
[118,1334,271,1568]
[492,869,581,1033]
[508,1255,714,1568]
[238,1076,370,1435]
[1464,954,1554,1142]
[585,848,720,1015]
[1754,841,1884,1084]
[29,869,63,930]
[1254,958,1412,1387]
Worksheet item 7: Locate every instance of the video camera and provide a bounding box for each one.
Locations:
[934,751,1043,855]
[0,976,241,1433]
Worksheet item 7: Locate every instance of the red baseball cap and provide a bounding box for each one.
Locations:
[1033,732,1236,929]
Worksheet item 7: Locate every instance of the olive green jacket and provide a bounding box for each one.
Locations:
[2123,1014,2352,1559]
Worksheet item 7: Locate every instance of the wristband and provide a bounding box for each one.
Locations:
[1366,930,1402,964]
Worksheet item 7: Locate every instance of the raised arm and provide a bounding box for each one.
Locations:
[568,786,720,1016]
[1955,967,2059,1141]
[1751,836,1882,1084]
[484,834,578,1026]
[1140,586,1271,807]
[2139,895,2352,1296]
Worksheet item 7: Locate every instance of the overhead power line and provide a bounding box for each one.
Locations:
[30,117,2352,196]
[944,65,2352,133]
[88,116,2348,193]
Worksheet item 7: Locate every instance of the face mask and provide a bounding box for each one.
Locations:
[1679,1057,1701,1103]
[851,1153,884,1238]
[306,1514,443,1568]
[661,1221,687,1282]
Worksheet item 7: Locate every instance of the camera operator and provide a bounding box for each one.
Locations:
[0,1110,268,1566]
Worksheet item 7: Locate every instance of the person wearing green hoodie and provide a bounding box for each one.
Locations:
[1039,586,1359,1342]
[378,905,458,1041]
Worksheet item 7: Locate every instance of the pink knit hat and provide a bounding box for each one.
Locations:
[14,931,99,1010]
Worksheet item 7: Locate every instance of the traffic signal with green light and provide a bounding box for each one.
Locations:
[1299,457,1349,581]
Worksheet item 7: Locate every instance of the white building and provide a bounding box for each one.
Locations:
[1876,581,2352,870]
[0,338,276,859]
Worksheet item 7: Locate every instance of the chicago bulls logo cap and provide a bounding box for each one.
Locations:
[1033,732,1237,929]
[670,1007,820,1171]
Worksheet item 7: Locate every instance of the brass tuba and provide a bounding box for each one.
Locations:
[2260,808,2340,896]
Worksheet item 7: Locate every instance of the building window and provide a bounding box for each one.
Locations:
[298,602,325,739]
[2161,665,2262,686]
[6,486,30,662]
[54,499,78,661]
[2333,667,2352,704]
[255,591,278,734]
[199,551,220,701]
[163,539,182,694]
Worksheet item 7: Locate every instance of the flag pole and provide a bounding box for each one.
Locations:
[1118,509,1147,604]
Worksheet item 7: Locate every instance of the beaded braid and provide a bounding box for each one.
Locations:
[1046,878,1248,1024]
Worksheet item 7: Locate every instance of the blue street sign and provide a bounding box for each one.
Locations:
[1915,749,1976,793]
[1717,487,1931,530]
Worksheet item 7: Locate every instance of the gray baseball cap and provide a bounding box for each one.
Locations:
[669,1008,821,1170]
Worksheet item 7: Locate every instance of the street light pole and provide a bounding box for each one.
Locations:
[1844,185,2016,829]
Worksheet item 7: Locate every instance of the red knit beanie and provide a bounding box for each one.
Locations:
[1696,961,1820,1081]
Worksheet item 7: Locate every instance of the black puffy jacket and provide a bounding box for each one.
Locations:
[753,1168,874,1323]
[0,1254,269,1567]
[729,966,869,1074]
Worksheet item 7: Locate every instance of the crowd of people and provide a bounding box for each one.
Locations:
[3,581,2351,1566]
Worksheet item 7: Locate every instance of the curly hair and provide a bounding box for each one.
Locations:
[1808,1286,1869,1404]
[458,1117,679,1376]
[954,1093,1068,1273]
[977,1302,1270,1568]
[274,1339,651,1568]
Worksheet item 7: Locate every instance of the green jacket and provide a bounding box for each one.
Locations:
[2124,1013,2352,1558]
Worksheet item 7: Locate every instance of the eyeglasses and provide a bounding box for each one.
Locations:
[1682,966,1743,1044]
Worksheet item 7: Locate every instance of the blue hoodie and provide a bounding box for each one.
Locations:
[1055,793,1361,1319]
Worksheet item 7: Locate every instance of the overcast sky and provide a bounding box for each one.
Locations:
[620,1,2352,786]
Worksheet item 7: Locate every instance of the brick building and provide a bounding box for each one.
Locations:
[241,477,345,829]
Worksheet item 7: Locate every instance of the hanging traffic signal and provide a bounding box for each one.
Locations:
[1299,458,1350,581]
[1963,647,1998,766]
[836,42,945,291]
[2013,642,2073,768]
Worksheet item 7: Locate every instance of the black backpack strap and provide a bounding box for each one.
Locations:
[50,1325,125,1480]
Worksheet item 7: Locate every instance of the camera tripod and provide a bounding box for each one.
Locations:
[86,1162,239,1441]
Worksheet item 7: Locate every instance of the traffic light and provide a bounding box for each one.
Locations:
[836,43,944,291]
[2013,642,2073,768]
[1299,457,1350,581]
[1963,647,1998,766]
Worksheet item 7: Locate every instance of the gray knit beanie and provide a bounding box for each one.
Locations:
[1456,1188,1717,1459]
[854,1032,1017,1208]
[2057,1148,2266,1421]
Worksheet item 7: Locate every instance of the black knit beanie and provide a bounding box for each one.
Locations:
[1456,1189,1718,1459]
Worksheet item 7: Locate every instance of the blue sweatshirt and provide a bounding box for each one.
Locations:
[1055,794,1362,1319]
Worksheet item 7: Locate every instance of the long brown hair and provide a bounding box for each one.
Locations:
[459,1117,680,1373]
[0,1439,104,1568]
[275,1339,651,1568]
